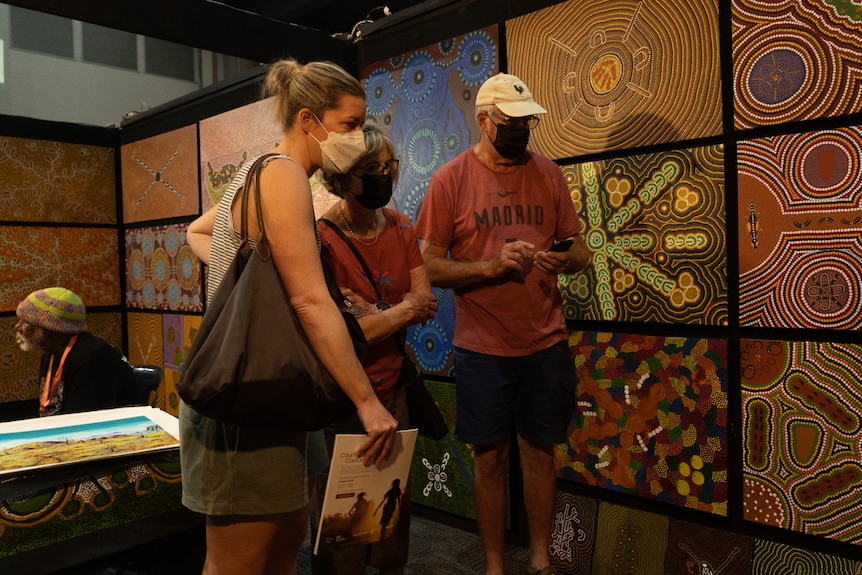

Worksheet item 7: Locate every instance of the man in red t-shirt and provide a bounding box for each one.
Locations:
[415,73,591,575]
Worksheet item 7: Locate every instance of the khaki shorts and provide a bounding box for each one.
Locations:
[179,402,308,516]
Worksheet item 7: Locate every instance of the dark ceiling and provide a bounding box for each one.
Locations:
[4,0,458,65]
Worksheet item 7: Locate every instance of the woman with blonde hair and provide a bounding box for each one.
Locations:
[183,59,398,575]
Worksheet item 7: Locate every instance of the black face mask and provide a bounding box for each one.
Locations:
[354,173,394,209]
[491,122,531,159]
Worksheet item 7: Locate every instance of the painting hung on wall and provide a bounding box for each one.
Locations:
[559,331,729,516]
[506,0,722,159]
[733,0,862,129]
[360,26,499,377]
[741,339,862,544]
[665,518,752,573]
[0,136,116,224]
[0,226,120,313]
[560,145,727,325]
[738,125,862,330]
[125,223,202,313]
[161,313,201,416]
[198,97,283,213]
[121,124,200,224]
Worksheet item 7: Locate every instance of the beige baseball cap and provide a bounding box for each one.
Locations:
[475,73,547,117]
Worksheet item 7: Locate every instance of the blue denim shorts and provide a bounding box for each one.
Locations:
[454,340,575,446]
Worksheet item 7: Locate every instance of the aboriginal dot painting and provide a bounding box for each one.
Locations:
[198,96,282,212]
[559,145,727,325]
[127,312,166,410]
[409,378,481,520]
[0,455,182,558]
[741,339,862,544]
[506,0,722,159]
[592,502,668,574]
[738,125,862,330]
[0,225,120,313]
[124,223,202,312]
[360,26,498,377]
[0,312,122,403]
[664,518,753,574]
[549,490,597,575]
[559,332,729,515]
[751,539,860,574]
[733,0,862,130]
[0,136,116,224]
[161,313,200,417]
[121,124,199,224]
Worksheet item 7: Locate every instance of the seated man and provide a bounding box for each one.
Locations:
[15,287,135,416]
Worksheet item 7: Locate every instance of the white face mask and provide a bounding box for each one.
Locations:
[310,115,367,174]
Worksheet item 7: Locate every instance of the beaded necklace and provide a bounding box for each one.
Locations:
[338,201,380,246]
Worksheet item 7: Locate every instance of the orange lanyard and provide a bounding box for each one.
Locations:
[39,335,78,413]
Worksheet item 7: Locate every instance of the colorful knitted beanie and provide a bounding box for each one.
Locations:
[16,287,87,334]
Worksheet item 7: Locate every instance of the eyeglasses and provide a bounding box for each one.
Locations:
[489,111,540,130]
[357,158,399,176]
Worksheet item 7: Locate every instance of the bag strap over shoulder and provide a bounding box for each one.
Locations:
[320,217,411,355]
[239,152,282,260]
[319,218,382,302]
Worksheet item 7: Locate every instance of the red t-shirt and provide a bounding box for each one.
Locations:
[318,209,425,401]
[415,148,581,356]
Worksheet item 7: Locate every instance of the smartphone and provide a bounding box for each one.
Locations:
[548,238,573,252]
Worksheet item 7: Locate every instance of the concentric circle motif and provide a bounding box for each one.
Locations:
[365,68,396,116]
[128,249,147,290]
[163,226,180,257]
[142,283,155,308]
[788,257,861,327]
[401,52,437,102]
[141,229,156,257]
[794,135,855,197]
[746,47,808,107]
[177,245,198,291]
[437,38,455,56]
[150,248,171,291]
[457,31,495,87]
[405,121,444,180]
[399,182,428,224]
[407,319,451,372]
[167,279,182,309]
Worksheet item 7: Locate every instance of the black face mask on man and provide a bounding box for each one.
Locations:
[490,122,531,159]
[353,173,394,209]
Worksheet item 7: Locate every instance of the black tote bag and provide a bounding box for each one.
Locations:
[178,154,364,429]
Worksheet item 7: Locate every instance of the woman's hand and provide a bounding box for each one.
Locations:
[400,291,437,323]
[355,399,398,467]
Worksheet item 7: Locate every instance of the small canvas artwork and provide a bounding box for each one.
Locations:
[741,339,862,544]
[125,223,202,312]
[592,502,668,574]
[198,96,282,212]
[560,144,727,325]
[549,490,597,575]
[559,331,729,515]
[738,125,862,330]
[121,124,200,223]
[733,0,862,129]
[0,136,116,224]
[0,226,121,313]
[506,0,722,158]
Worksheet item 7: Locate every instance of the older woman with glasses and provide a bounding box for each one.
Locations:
[310,124,438,575]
